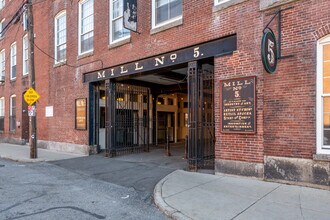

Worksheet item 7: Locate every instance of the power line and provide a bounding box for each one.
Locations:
[1,0,104,71]
[33,42,76,68]
[33,41,104,70]
[0,1,27,37]
[0,0,25,15]
[13,21,22,41]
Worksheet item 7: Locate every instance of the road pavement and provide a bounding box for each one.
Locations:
[0,158,169,220]
[0,144,187,220]
[50,147,187,202]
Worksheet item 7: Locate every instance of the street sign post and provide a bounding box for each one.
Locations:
[24,87,40,106]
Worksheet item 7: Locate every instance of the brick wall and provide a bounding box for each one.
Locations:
[263,0,329,159]
[0,0,327,164]
[0,0,50,143]
[214,0,329,164]
[214,0,265,163]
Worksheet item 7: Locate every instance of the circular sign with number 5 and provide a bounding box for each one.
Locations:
[261,28,278,74]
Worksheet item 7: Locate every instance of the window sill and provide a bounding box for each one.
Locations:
[9,130,15,134]
[260,0,301,11]
[213,0,247,12]
[54,61,67,68]
[109,37,131,49]
[313,154,330,162]
[77,51,94,60]
[151,18,183,35]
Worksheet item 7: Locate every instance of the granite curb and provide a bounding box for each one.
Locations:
[154,171,193,220]
[0,155,45,163]
[0,143,86,163]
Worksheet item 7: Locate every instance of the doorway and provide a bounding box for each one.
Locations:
[157,111,175,144]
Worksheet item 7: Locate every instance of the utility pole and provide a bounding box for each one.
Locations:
[27,0,37,158]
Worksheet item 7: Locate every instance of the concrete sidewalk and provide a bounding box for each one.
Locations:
[0,143,85,162]
[154,170,330,220]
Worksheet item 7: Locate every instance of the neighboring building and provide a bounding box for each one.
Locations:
[0,0,51,145]
[0,0,329,188]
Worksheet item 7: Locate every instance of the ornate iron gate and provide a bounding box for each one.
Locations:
[187,61,215,170]
[106,82,150,156]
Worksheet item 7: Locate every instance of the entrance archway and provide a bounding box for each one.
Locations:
[91,60,215,170]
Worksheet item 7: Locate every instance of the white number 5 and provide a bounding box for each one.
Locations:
[267,39,275,65]
[194,47,200,58]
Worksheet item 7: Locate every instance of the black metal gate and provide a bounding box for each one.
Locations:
[187,61,215,170]
[106,82,150,156]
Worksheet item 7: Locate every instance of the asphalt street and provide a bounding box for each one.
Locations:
[0,147,186,220]
[50,147,187,201]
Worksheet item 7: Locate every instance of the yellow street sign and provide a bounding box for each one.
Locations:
[24,87,40,106]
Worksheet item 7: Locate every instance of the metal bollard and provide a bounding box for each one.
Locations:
[166,127,171,156]
[185,135,188,159]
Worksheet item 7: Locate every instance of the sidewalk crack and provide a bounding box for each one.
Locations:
[299,188,305,220]
[230,185,281,220]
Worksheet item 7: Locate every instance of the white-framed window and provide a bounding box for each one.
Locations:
[55,11,66,63]
[109,0,130,44]
[0,0,5,10]
[317,35,330,154]
[0,49,5,80]
[22,11,27,31]
[10,42,16,80]
[152,0,182,28]
[23,35,28,75]
[0,97,4,131]
[78,0,94,55]
[214,0,231,6]
[9,94,15,131]
[0,19,5,38]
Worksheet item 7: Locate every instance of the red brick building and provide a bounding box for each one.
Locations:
[0,0,51,145]
[0,0,329,188]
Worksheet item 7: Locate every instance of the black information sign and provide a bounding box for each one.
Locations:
[221,76,256,134]
[261,28,278,74]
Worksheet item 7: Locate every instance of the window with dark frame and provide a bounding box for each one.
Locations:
[157,97,164,105]
[0,97,4,131]
[129,93,138,102]
[10,95,16,131]
[143,95,148,103]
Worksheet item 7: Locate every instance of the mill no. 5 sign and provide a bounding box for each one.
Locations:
[221,76,256,134]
